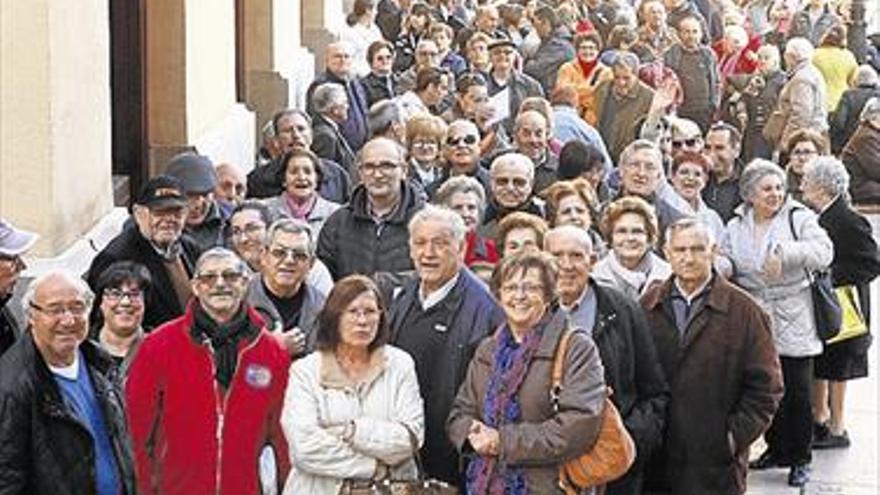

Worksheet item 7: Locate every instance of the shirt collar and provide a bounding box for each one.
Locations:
[419,271,460,310]
[672,274,713,305]
[560,283,593,312]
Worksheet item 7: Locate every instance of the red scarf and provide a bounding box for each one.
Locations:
[577,57,599,79]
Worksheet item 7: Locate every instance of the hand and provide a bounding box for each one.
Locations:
[762,251,783,281]
[280,327,307,356]
[468,421,500,456]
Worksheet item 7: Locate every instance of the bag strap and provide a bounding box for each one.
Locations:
[400,422,427,482]
[551,330,573,411]
[786,206,818,283]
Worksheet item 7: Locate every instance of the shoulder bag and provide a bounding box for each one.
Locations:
[551,330,636,493]
[826,286,868,344]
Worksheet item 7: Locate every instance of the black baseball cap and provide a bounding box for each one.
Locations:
[136,175,187,208]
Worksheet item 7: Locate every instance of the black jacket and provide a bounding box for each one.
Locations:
[830,84,880,153]
[486,71,544,135]
[360,72,400,108]
[0,337,136,495]
[388,268,505,485]
[317,180,425,279]
[86,222,202,330]
[312,114,357,180]
[185,201,226,251]
[246,156,351,204]
[590,282,669,494]
[0,296,17,357]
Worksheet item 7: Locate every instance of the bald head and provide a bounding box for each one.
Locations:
[490,153,535,208]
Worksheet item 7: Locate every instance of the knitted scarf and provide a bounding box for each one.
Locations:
[466,322,546,495]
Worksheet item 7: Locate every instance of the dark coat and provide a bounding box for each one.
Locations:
[185,200,225,251]
[842,120,880,204]
[641,276,783,495]
[830,85,880,153]
[316,180,425,279]
[360,72,400,108]
[86,223,202,330]
[0,296,17,357]
[388,268,505,485]
[446,311,606,493]
[306,72,369,152]
[589,283,669,495]
[246,155,351,204]
[524,27,575,94]
[246,277,325,354]
[486,71,545,136]
[376,0,403,42]
[311,114,357,180]
[0,337,136,495]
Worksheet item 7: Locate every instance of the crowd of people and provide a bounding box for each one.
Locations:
[2,0,880,494]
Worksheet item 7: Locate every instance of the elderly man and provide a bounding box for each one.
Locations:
[487,38,544,135]
[633,0,679,62]
[247,218,325,358]
[388,205,505,486]
[311,82,357,178]
[513,110,558,194]
[0,218,37,355]
[317,137,425,279]
[427,119,492,199]
[368,99,406,143]
[641,219,783,494]
[481,152,545,240]
[614,139,691,236]
[524,5,575,93]
[544,226,669,495]
[663,15,720,132]
[0,271,136,494]
[397,67,452,120]
[703,121,744,222]
[87,176,202,330]
[246,108,351,203]
[166,153,226,250]
[306,42,369,152]
[126,248,290,495]
[360,40,400,108]
[397,39,443,94]
[214,162,247,219]
[595,51,655,164]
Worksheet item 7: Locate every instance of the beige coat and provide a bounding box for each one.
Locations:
[281,346,424,494]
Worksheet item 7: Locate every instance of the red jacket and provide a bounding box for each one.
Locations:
[125,303,291,495]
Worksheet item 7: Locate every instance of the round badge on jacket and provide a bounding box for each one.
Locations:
[244,364,273,389]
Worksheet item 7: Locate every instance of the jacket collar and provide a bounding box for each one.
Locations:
[642,272,732,316]
[319,347,388,390]
[348,180,424,223]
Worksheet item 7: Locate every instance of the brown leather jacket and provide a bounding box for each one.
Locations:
[446,310,606,492]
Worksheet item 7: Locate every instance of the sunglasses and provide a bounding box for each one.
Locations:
[446,135,479,147]
[672,138,701,149]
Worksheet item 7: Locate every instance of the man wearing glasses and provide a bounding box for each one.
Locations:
[0,218,37,356]
[0,270,136,495]
[317,137,425,280]
[247,218,326,357]
[125,247,290,495]
[86,175,202,330]
[426,120,492,199]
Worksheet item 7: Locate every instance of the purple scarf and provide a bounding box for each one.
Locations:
[466,323,545,495]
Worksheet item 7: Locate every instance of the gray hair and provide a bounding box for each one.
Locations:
[266,218,316,257]
[312,82,348,115]
[408,204,468,244]
[756,44,780,72]
[544,225,594,254]
[663,217,716,247]
[739,159,787,202]
[802,156,851,200]
[368,99,404,138]
[619,138,662,168]
[21,270,95,315]
[611,51,640,72]
[435,175,488,218]
[490,152,535,180]
[854,64,879,87]
[194,247,250,276]
[785,37,815,63]
[860,97,880,122]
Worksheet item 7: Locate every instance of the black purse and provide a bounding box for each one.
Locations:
[340,424,459,495]
[788,209,842,341]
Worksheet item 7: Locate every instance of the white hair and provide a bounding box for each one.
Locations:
[544,225,594,254]
[21,270,94,315]
[408,204,468,244]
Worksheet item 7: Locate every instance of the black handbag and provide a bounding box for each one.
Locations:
[788,209,842,341]
[340,424,459,495]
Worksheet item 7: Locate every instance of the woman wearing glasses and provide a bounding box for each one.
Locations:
[92,261,151,381]
[281,275,425,494]
[447,251,605,493]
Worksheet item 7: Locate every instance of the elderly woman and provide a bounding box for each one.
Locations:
[264,149,341,239]
[830,65,880,153]
[405,113,447,192]
[722,159,833,488]
[841,97,880,204]
[592,197,672,300]
[555,31,612,125]
[435,175,500,275]
[669,152,725,240]
[774,37,829,151]
[446,251,605,493]
[281,275,425,494]
[783,128,830,199]
[542,178,607,257]
[737,44,788,161]
[800,157,880,449]
[497,212,548,259]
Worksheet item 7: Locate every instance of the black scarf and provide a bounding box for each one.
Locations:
[191,305,258,390]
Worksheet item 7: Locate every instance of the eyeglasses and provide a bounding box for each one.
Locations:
[500,282,544,295]
[359,160,401,174]
[791,148,818,156]
[672,138,701,149]
[493,176,530,188]
[29,301,89,319]
[231,222,266,238]
[268,247,311,263]
[412,140,439,149]
[194,270,245,285]
[446,135,479,147]
[103,288,144,303]
[344,307,380,320]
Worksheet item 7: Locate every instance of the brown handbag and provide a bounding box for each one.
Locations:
[551,330,636,493]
